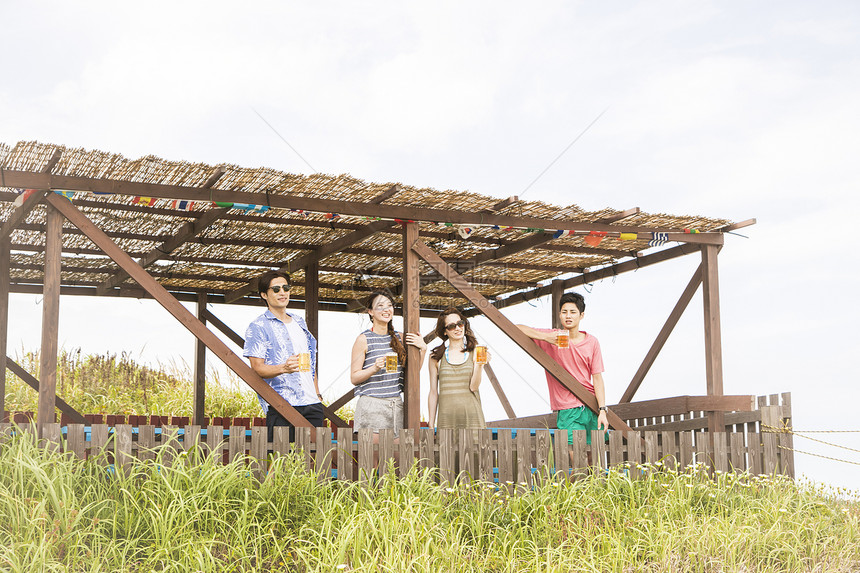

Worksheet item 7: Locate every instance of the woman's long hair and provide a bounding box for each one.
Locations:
[366,290,407,363]
[430,307,478,361]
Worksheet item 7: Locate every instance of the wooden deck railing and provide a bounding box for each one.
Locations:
[2,422,793,484]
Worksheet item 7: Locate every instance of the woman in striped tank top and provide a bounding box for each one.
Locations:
[427,308,488,429]
[350,291,427,437]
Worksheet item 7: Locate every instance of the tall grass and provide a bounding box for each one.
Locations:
[5,348,260,418]
[1,429,858,572]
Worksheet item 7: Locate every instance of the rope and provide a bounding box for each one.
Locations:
[778,445,860,466]
[763,423,860,465]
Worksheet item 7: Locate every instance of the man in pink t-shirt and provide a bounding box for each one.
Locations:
[517,292,608,446]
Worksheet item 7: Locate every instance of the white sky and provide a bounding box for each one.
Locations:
[2,1,859,490]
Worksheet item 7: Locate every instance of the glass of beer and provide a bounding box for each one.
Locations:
[385,352,398,373]
[556,329,570,348]
[475,345,488,365]
[297,352,311,372]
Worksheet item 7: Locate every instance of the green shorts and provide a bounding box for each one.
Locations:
[557,406,599,445]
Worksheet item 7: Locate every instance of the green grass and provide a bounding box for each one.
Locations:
[1,429,858,572]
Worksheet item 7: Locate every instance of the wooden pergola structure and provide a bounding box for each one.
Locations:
[0,141,755,439]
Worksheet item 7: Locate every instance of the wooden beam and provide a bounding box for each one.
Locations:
[608,395,755,421]
[329,388,355,413]
[4,170,726,238]
[402,222,421,431]
[410,239,634,436]
[468,242,701,315]
[43,193,313,428]
[595,207,640,224]
[486,412,555,429]
[619,265,703,403]
[192,293,207,425]
[96,207,229,294]
[38,204,63,435]
[305,261,320,340]
[483,363,516,419]
[550,279,563,329]
[97,167,225,295]
[0,238,8,419]
[701,244,724,432]
[201,308,245,347]
[0,189,50,240]
[482,196,519,212]
[224,219,394,303]
[223,184,400,303]
[718,218,756,232]
[467,231,560,266]
[6,357,88,424]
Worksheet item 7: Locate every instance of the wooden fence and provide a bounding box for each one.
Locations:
[1,400,793,484]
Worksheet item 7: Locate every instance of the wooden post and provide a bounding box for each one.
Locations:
[44,193,312,428]
[305,260,320,378]
[402,222,421,431]
[38,204,63,435]
[0,238,9,421]
[701,245,724,433]
[551,279,563,329]
[192,293,207,426]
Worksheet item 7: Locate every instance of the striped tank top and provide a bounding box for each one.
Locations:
[356,329,404,398]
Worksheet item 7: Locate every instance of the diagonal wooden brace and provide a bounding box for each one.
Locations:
[44,193,313,428]
[410,238,634,436]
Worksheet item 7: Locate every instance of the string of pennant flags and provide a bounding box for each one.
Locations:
[11,188,701,246]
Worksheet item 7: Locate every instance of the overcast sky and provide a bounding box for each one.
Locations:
[2,1,859,490]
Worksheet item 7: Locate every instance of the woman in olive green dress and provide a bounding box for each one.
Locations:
[427,308,488,429]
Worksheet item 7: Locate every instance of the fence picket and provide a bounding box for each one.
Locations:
[399,429,415,478]
[627,432,642,479]
[337,427,353,482]
[357,428,373,484]
[115,424,133,473]
[314,428,332,482]
[250,426,267,480]
[553,430,570,479]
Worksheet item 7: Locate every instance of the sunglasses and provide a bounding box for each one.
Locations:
[268,284,291,293]
[445,319,466,331]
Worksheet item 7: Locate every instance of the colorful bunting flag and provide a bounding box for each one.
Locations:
[584,231,607,247]
[232,203,269,214]
[13,189,37,208]
[324,213,340,220]
[457,225,474,239]
[133,196,156,206]
[683,228,700,234]
[170,200,196,211]
[54,190,77,200]
[212,201,234,208]
[619,232,638,241]
[648,232,668,247]
[553,229,575,239]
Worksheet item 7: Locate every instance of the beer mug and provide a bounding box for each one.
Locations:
[475,345,488,365]
[297,352,311,372]
[385,352,398,373]
[556,329,570,348]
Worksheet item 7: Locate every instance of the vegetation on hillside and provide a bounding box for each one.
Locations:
[4,348,260,418]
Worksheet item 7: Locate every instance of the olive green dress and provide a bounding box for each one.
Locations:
[436,352,486,430]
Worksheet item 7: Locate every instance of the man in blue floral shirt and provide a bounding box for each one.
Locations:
[243,270,324,439]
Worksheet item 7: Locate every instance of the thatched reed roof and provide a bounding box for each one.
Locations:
[0,141,736,313]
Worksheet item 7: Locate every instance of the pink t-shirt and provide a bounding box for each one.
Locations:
[534,329,604,411]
